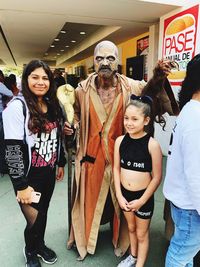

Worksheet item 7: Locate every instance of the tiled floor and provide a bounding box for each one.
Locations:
[0,157,168,267]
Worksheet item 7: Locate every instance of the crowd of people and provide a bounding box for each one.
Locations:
[1,40,200,267]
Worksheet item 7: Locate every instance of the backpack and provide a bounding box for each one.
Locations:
[0,98,26,176]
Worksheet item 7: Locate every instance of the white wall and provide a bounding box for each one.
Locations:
[154,115,176,155]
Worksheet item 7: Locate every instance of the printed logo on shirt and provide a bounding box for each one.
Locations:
[136,210,151,217]
[168,121,177,155]
[121,159,145,169]
[32,122,58,168]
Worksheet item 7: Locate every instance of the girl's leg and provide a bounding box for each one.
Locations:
[30,169,56,247]
[31,172,57,264]
[117,211,137,266]
[37,210,47,246]
[20,204,41,267]
[135,217,151,267]
[123,211,137,257]
[21,204,48,251]
[21,204,39,252]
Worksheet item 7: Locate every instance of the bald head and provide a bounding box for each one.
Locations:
[94,40,119,74]
[94,41,118,58]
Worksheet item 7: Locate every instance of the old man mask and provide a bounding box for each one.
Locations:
[94,40,119,78]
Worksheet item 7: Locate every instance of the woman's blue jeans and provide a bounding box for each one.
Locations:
[165,203,200,267]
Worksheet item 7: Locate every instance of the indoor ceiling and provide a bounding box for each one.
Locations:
[44,22,104,64]
[0,0,189,68]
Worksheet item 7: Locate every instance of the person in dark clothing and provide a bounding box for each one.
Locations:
[4,74,20,96]
[3,60,66,267]
[53,69,66,88]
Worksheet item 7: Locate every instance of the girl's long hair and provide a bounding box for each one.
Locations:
[21,60,63,133]
[179,54,200,110]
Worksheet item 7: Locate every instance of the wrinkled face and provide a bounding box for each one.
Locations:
[94,41,119,77]
[28,67,50,98]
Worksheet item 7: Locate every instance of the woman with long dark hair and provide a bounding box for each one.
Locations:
[3,60,66,267]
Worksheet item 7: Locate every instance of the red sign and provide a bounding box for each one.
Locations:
[162,5,199,85]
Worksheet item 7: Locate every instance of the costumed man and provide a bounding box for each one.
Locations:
[64,40,179,260]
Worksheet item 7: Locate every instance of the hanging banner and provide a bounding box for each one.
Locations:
[162,5,199,86]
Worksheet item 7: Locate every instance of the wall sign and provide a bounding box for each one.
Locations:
[162,5,199,86]
[137,36,149,81]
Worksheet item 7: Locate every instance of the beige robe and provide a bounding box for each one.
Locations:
[67,73,145,259]
[67,72,178,259]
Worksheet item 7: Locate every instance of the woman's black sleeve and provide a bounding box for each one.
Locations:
[57,141,67,167]
[5,139,29,191]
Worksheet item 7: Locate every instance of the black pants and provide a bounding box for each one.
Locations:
[17,169,56,252]
[194,251,200,266]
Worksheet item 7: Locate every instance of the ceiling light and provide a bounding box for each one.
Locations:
[50,45,55,48]
[65,45,69,48]
[54,38,59,41]
[44,53,48,56]
[80,31,86,35]
[57,53,60,56]
[60,49,64,52]
[61,30,66,34]
[71,40,76,43]
[54,56,57,58]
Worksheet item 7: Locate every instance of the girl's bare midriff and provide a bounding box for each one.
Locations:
[121,168,151,191]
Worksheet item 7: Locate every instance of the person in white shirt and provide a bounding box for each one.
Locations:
[0,70,13,139]
[0,70,13,113]
[163,53,200,267]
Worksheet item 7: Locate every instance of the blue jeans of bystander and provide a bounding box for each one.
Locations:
[165,203,200,267]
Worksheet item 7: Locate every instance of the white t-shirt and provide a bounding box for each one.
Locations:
[163,99,200,215]
[0,82,13,113]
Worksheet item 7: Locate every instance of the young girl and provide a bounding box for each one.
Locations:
[3,60,66,267]
[114,95,162,267]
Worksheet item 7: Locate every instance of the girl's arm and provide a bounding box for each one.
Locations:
[128,137,162,211]
[141,138,162,201]
[57,139,67,167]
[56,167,64,181]
[114,136,129,211]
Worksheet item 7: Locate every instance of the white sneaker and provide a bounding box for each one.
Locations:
[117,254,137,267]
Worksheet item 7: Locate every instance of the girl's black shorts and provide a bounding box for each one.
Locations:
[121,184,154,219]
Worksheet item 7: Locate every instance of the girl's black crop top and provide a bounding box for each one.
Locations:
[119,133,152,172]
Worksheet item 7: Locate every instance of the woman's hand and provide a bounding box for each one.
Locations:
[117,195,130,211]
[56,167,64,181]
[16,186,34,204]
